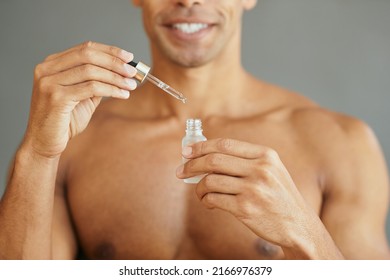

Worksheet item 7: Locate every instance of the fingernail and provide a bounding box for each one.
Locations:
[121,50,134,62]
[120,89,130,98]
[124,63,137,76]
[182,146,192,157]
[176,165,184,175]
[125,78,137,90]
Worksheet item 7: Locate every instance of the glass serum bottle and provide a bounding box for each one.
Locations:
[182,119,207,184]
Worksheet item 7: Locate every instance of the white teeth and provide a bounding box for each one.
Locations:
[173,23,208,34]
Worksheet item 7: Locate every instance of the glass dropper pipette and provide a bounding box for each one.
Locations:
[128,61,187,103]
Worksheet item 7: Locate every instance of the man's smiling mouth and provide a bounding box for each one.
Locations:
[172,23,209,34]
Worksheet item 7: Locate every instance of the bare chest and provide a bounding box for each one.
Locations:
[65,119,322,259]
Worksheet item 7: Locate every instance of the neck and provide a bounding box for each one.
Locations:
[143,52,251,121]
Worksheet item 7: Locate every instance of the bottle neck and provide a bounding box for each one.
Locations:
[185,119,203,137]
[186,129,203,136]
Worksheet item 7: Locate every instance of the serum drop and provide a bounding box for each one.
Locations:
[182,119,207,184]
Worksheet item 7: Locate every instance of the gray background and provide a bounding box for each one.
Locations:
[1,0,389,243]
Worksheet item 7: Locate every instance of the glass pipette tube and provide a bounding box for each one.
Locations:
[145,73,187,103]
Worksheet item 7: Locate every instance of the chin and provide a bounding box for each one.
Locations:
[154,35,219,68]
[169,51,214,68]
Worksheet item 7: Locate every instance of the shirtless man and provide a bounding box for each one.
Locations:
[1,0,389,260]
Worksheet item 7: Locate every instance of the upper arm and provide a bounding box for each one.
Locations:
[320,118,390,259]
[51,161,78,260]
[51,187,78,259]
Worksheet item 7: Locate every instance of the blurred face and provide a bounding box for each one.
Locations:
[133,0,257,67]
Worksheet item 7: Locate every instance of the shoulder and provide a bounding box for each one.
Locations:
[256,80,375,144]
[249,79,380,156]
[289,104,388,194]
[290,105,379,154]
[259,80,387,188]
[288,100,383,165]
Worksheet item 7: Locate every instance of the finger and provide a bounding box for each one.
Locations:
[90,96,103,107]
[44,41,133,63]
[183,138,266,160]
[44,44,85,62]
[177,153,252,178]
[196,174,242,200]
[61,80,130,101]
[39,45,137,78]
[50,64,137,91]
[201,192,238,213]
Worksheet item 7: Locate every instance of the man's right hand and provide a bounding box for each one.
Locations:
[23,41,138,158]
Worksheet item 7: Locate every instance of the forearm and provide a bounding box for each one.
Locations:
[0,145,60,259]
